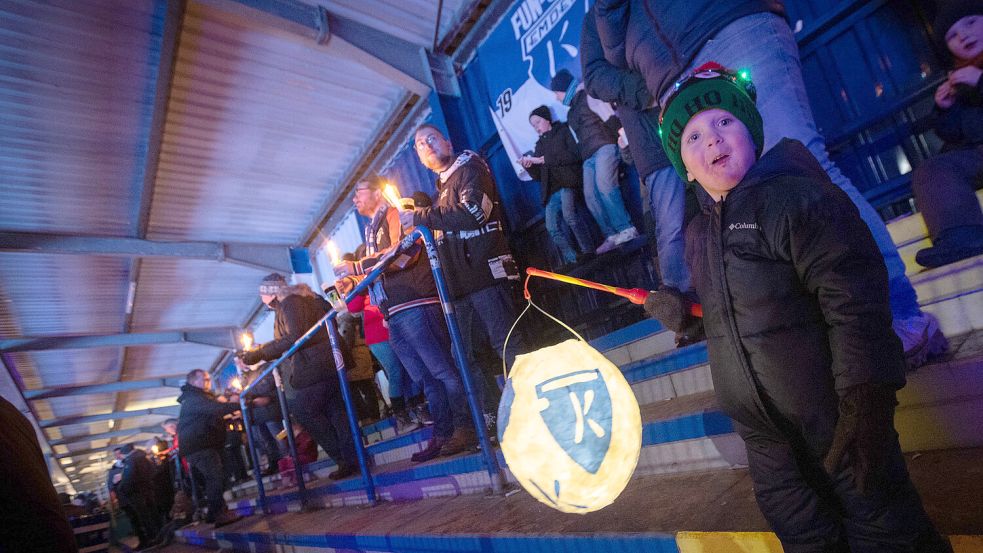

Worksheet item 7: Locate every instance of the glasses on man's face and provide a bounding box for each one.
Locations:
[415,134,439,151]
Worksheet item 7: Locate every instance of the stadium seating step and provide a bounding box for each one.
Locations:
[174,446,983,552]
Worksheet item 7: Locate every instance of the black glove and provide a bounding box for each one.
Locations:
[238,348,263,366]
[823,383,899,494]
[644,286,693,334]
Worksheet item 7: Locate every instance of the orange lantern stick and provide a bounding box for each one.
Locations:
[524,267,703,318]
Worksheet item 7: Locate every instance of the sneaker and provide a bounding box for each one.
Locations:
[394,411,421,434]
[411,436,445,463]
[441,427,478,456]
[894,312,949,370]
[595,235,618,255]
[212,510,243,528]
[611,226,641,246]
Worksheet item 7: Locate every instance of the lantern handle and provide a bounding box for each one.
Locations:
[501,273,586,381]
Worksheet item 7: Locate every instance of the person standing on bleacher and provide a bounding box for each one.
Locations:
[176,369,243,528]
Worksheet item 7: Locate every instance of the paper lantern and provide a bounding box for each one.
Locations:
[497,338,642,514]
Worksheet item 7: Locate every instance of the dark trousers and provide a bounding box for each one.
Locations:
[350,379,381,421]
[912,145,983,238]
[740,424,949,553]
[252,419,284,469]
[124,494,162,544]
[289,379,357,468]
[452,282,524,415]
[185,448,227,522]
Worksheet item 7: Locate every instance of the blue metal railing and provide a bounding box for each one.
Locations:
[238,226,504,513]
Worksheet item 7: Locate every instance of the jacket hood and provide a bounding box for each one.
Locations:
[177,383,211,403]
[698,139,827,212]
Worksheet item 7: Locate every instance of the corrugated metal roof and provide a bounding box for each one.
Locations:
[0,0,485,492]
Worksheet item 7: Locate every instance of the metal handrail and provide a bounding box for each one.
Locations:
[238,226,504,513]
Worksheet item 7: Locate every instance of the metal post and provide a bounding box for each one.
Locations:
[324,318,377,505]
[413,227,505,494]
[272,368,311,509]
[240,399,268,514]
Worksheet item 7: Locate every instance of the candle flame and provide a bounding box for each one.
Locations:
[231,377,241,391]
[240,332,253,351]
[382,183,404,212]
[151,444,159,454]
[326,240,341,265]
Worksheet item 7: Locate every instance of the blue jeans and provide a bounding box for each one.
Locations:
[388,304,471,439]
[453,283,523,415]
[683,12,920,319]
[368,341,419,401]
[584,144,633,237]
[545,188,593,263]
[645,168,692,291]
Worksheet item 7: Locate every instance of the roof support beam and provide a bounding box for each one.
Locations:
[198,0,459,96]
[40,406,179,429]
[50,425,166,447]
[24,376,185,400]
[0,326,239,353]
[0,232,303,274]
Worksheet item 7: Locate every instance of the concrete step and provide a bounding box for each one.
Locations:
[889,189,983,277]
[913,254,983,335]
[224,391,748,512]
[175,447,983,553]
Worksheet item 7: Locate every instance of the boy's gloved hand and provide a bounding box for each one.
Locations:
[644,286,692,333]
[823,383,898,494]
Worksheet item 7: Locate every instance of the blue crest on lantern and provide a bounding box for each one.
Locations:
[535,368,612,474]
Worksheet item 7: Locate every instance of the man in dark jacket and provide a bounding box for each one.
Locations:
[234,358,283,476]
[645,64,949,553]
[519,105,594,266]
[401,124,525,428]
[336,176,475,462]
[549,70,639,255]
[585,0,947,366]
[239,274,358,480]
[176,369,242,527]
[117,444,162,548]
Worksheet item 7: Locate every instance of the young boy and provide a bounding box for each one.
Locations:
[646,62,951,552]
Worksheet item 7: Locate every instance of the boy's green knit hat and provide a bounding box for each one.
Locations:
[658,62,764,181]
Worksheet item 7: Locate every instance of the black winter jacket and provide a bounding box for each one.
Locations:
[527,121,583,206]
[581,9,669,178]
[593,0,779,102]
[566,89,619,160]
[176,385,240,457]
[246,290,339,390]
[357,205,440,319]
[118,449,156,501]
[935,72,983,150]
[685,139,906,453]
[414,151,519,298]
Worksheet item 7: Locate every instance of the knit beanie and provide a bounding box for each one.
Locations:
[934,0,981,53]
[658,62,764,182]
[550,69,579,106]
[529,105,553,122]
[259,272,288,295]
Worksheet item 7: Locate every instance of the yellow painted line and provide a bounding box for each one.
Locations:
[676,531,784,553]
[952,535,983,553]
[678,532,982,553]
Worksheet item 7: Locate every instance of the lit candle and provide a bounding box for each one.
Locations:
[326,240,341,266]
[382,183,404,212]
[240,331,253,351]
[230,377,241,391]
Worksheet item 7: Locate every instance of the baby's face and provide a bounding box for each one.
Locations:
[946,15,983,62]
[680,109,757,201]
